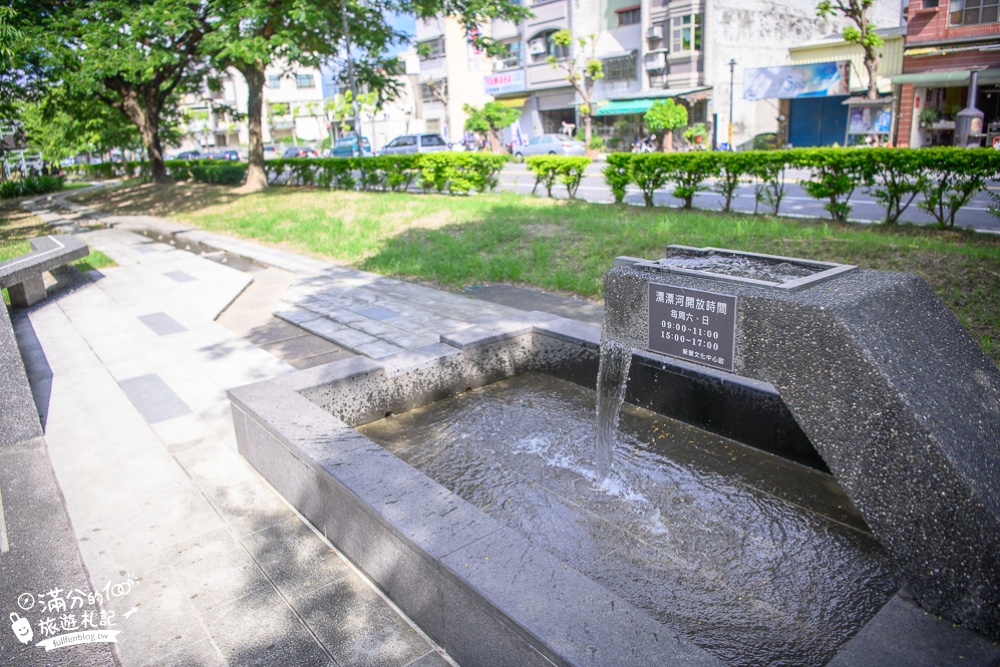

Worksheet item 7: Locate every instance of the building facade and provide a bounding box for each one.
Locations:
[894,0,1000,147]
[465,0,902,150]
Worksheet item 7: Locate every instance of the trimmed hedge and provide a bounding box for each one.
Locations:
[601,147,1000,228]
[267,153,508,195]
[526,156,591,199]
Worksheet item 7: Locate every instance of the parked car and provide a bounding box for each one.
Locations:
[330,135,372,158]
[513,134,586,161]
[282,146,319,158]
[263,145,278,160]
[379,133,449,155]
[208,149,241,161]
[175,150,201,160]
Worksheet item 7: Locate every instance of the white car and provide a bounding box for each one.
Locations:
[514,134,587,161]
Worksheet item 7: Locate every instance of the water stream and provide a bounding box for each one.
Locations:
[594,339,632,482]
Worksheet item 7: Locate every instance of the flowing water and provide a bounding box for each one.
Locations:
[359,373,898,667]
[594,339,632,482]
[655,250,819,284]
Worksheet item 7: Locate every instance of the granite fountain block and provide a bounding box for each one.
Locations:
[603,248,1000,639]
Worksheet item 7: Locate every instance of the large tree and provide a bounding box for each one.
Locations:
[644,99,688,152]
[20,0,211,183]
[205,0,529,190]
[817,0,883,100]
[464,101,520,153]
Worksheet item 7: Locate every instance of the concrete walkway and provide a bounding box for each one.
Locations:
[2,190,505,665]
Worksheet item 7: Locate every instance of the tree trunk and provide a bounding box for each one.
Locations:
[242,64,268,191]
[117,86,170,184]
[662,129,674,152]
[583,113,592,149]
[864,47,881,100]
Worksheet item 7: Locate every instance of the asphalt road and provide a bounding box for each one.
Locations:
[497,162,1000,234]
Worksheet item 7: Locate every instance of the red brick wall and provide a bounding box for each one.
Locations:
[907,1,1000,44]
[902,50,1000,73]
[896,83,917,147]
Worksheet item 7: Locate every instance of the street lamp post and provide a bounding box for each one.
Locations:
[728,58,737,151]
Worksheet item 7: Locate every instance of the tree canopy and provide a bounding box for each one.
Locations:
[644,99,688,152]
[464,101,520,153]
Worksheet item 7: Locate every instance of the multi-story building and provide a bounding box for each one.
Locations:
[414,17,494,143]
[894,0,1000,147]
[474,0,901,149]
[175,63,329,154]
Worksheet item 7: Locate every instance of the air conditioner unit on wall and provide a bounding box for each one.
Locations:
[529,39,547,55]
[647,25,663,40]
[644,51,666,72]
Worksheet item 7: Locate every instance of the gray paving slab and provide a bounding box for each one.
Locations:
[118,373,193,423]
[6,203,455,666]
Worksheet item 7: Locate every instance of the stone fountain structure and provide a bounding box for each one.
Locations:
[229,246,1000,666]
[602,246,1000,639]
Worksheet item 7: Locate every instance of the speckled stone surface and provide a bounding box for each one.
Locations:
[602,260,1000,640]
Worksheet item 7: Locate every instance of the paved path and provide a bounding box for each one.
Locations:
[2,191,478,666]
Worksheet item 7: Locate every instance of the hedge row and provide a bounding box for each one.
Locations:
[265,153,510,195]
[604,147,1000,228]
[1,175,65,199]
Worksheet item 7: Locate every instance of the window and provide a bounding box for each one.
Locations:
[603,52,637,81]
[421,134,447,146]
[266,75,281,89]
[529,30,569,64]
[421,81,446,104]
[496,41,523,70]
[671,14,702,52]
[604,0,637,29]
[950,0,999,24]
[617,6,641,26]
[295,73,315,88]
[418,37,446,60]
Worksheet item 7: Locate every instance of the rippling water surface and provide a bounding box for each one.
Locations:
[359,373,898,667]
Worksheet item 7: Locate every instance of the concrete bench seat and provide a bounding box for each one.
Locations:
[0,234,89,307]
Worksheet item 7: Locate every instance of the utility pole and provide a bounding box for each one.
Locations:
[728,59,737,151]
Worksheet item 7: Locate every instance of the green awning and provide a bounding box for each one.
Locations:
[596,99,656,116]
[892,70,972,86]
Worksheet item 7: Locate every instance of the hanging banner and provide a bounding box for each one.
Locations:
[743,61,850,100]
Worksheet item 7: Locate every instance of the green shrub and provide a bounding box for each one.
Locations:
[714,152,754,213]
[667,152,720,209]
[748,150,791,215]
[603,153,631,204]
[796,149,869,222]
[0,175,65,199]
[525,156,590,199]
[916,148,1000,228]
[628,154,672,208]
[859,148,927,226]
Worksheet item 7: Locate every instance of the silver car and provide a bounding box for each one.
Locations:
[379,133,450,155]
[514,134,587,161]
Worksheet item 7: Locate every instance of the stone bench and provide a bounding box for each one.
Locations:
[0,234,89,307]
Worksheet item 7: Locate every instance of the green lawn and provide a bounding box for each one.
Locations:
[74,182,1000,365]
[1,195,117,304]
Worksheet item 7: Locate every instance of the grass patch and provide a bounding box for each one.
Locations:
[1,195,119,304]
[73,182,1000,366]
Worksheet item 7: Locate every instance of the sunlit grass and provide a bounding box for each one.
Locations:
[76,183,1000,365]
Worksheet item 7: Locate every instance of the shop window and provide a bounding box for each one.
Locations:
[671,14,702,53]
[950,0,999,24]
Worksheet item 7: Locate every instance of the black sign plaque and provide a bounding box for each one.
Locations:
[647,283,737,372]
